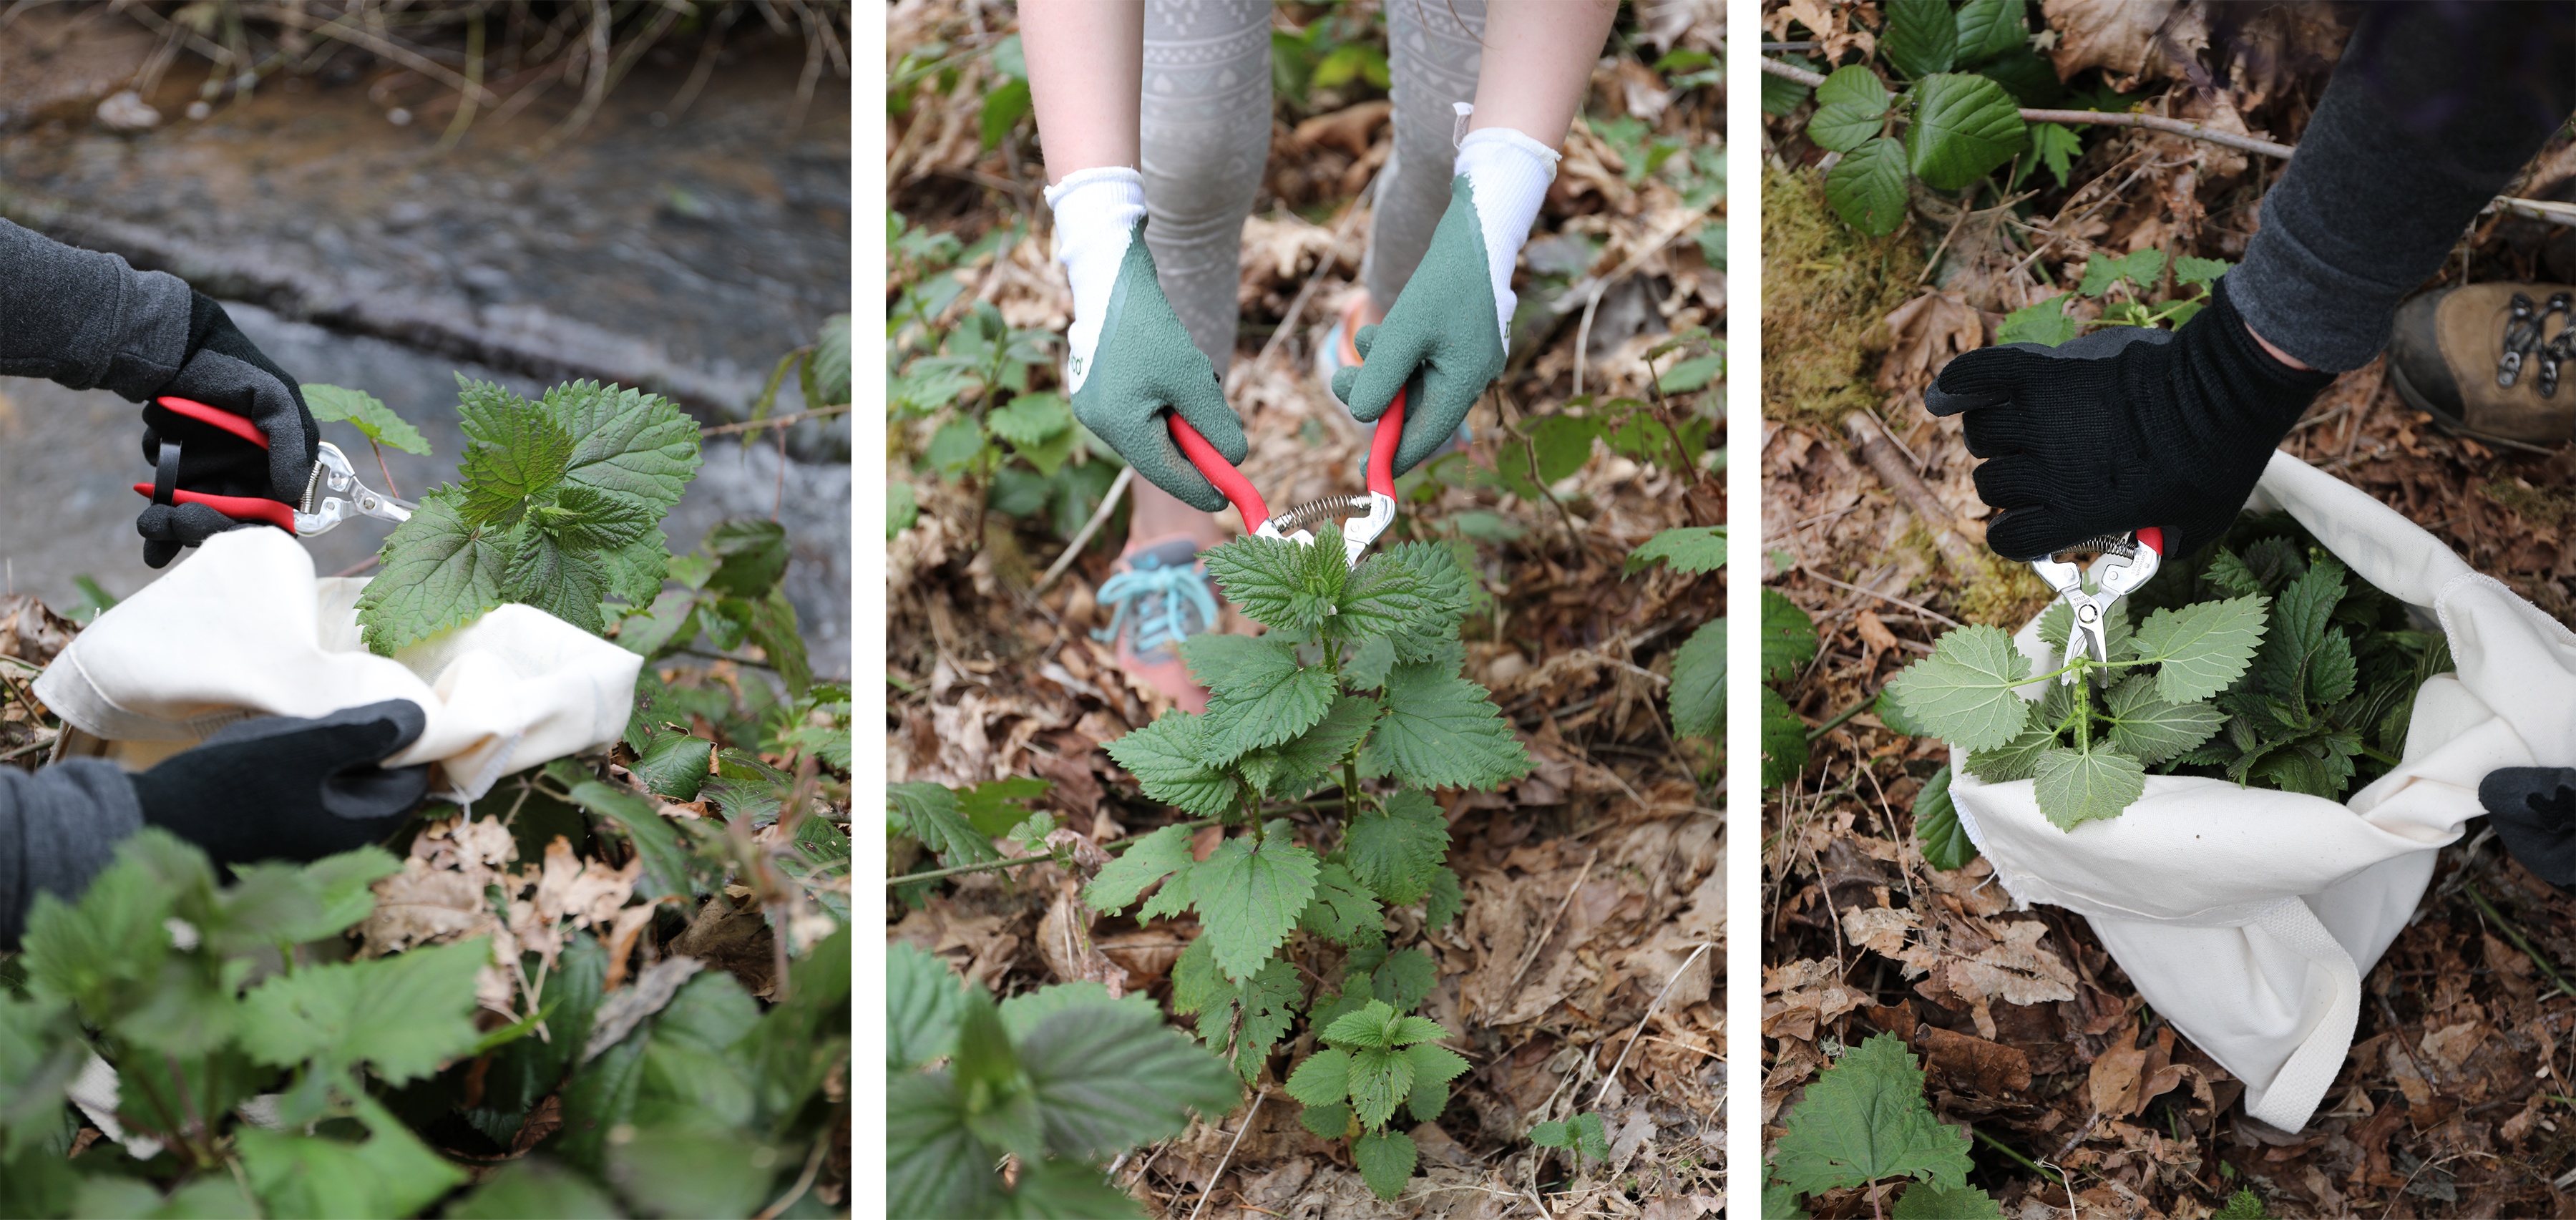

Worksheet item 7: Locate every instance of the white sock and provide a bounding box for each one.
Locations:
[1044,167,1147,393]
[1453,127,1561,351]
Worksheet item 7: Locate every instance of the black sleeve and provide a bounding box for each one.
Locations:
[2228,1,2576,372]
[0,218,196,399]
[0,760,145,950]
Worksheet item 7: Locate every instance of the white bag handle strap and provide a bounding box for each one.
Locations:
[2236,899,2361,1131]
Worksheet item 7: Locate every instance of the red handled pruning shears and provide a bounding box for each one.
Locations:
[1165,387,1405,568]
[133,396,415,537]
[2031,527,2162,685]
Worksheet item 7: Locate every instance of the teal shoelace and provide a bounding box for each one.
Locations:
[1091,551,1219,657]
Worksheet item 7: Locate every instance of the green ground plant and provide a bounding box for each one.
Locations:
[1761,590,1820,789]
[1630,524,1726,751]
[1528,1111,1611,1174]
[1765,1033,2000,1219]
[885,944,1239,1218]
[1084,527,1530,1201]
[1993,252,2233,345]
[1893,517,2452,846]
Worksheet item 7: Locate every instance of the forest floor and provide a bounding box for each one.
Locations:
[886,2,1724,1216]
[1760,3,2576,1218]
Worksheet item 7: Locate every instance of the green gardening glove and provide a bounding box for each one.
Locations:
[1331,177,1507,475]
[1065,219,1245,512]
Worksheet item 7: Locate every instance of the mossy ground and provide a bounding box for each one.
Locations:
[1759,165,1926,426]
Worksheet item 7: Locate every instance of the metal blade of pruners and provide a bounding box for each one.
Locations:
[135,396,414,537]
[294,441,416,536]
[1166,384,1407,569]
[2029,527,2164,684]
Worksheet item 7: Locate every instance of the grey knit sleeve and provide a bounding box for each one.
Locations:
[0,218,196,399]
[0,759,145,950]
[2228,4,2576,373]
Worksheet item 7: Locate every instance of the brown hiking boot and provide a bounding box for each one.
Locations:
[2389,282,2576,446]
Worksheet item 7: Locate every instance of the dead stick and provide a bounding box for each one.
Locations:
[1506,849,1599,999]
[1186,1089,1265,1220]
[1759,59,2293,160]
[1589,940,1714,1107]
[1843,411,1984,574]
[1032,466,1133,597]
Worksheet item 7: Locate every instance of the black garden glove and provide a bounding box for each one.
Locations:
[129,700,431,869]
[2477,767,2576,891]
[135,292,322,568]
[1924,278,2336,562]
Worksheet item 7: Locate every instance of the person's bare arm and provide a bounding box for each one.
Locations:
[1468,0,1619,151]
[1018,1,1144,182]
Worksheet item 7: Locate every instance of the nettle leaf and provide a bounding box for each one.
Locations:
[1906,73,2028,191]
[1385,540,1478,628]
[1085,824,1196,914]
[1669,618,1726,740]
[1179,633,1279,693]
[1893,1184,2006,1219]
[889,781,998,869]
[2032,743,2147,830]
[305,384,431,456]
[1333,554,1424,642]
[545,380,703,520]
[1996,294,2079,346]
[237,937,489,1083]
[1771,1033,1973,1200]
[1285,1048,1352,1108]
[456,379,575,519]
[2081,249,2167,297]
[1964,724,2057,784]
[1367,947,1439,1010]
[1015,995,1241,1160]
[1368,664,1531,791]
[1272,695,1380,783]
[1762,589,1820,681]
[1912,766,1978,871]
[353,489,507,655]
[985,391,1071,449]
[889,942,970,1070]
[1352,1128,1419,1201]
[1347,1047,1415,1128]
[1629,525,1729,574]
[2132,595,2268,703]
[1881,0,1958,77]
[1322,999,1403,1049]
[498,523,610,633]
[1344,789,1450,906]
[1200,656,1338,765]
[1825,136,1911,237]
[1425,864,1465,929]
[1300,863,1385,947]
[1193,836,1320,982]
[1344,635,1399,690]
[1170,943,1299,1083]
[2175,256,2233,288]
[2104,676,2225,765]
[1888,624,2031,751]
[1206,533,1346,633]
[1105,712,1242,816]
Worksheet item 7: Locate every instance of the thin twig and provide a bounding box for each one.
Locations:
[2467,883,2576,1000]
[701,404,853,436]
[1033,466,1133,597]
[1589,940,1713,1106]
[1186,1090,1265,1220]
[1760,58,2296,160]
[1506,849,1599,999]
[1793,568,1964,628]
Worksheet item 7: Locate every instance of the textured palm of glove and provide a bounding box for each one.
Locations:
[2478,768,2576,892]
[1923,278,2336,562]
[1331,177,1507,474]
[128,699,430,869]
[135,292,320,567]
[1066,223,1245,512]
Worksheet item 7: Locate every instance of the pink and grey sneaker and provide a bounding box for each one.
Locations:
[1091,535,1224,713]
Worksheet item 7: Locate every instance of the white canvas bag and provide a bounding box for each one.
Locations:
[33,527,642,801]
[1947,449,2576,1131]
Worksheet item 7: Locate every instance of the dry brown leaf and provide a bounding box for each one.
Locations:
[1951,919,2079,1007]
[1878,291,1983,392]
[1917,1024,2033,1095]
[1840,904,1917,957]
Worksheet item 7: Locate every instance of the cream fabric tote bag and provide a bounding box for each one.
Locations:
[1948,449,2576,1131]
[34,527,642,801]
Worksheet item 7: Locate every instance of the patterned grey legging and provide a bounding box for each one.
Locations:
[1141,0,1489,373]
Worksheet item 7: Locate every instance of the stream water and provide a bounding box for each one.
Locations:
[0,19,851,678]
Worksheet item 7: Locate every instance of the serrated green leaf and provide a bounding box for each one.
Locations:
[1887,624,2031,750]
[305,384,431,456]
[1206,533,1346,633]
[1180,634,1284,694]
[1300,862,1385,947]
[2026,119,2082,187]
[1105,712,1242,816]
[2308,630,2358,706]
[1670,618,1727,740]
[1995,293,2079,346]
[238,1095,469,1219]
[2133,595,2269,703]
[987,391,1072,448]
[1762,589,1820,681]
[1201,658,1337,765]
[446,1160,620,1220]
[1386,1015,1450,1046]
[1882,0,1958,77]
[1084,824,1197,914]
[1344,789,1449,906]
[497,522,610,633]
[885,1074,995,1220]
[1345,635,1398,690]
[1825,136,1911,236]
[1913,766,1979,871]
[1963,723,2057,783]
[889,942,971,1070]
[958,776,1052,837]
[1762,685,1810,789]
[1299,1100,1355,1141]
[545,380,703,519]
[1170,945,1299,1083]
[1387,540,1478,628]
[889,781,999,869]
[456,380,574,521]
[1193,837,1319,982]
[1334,554,1425,642]
[1907,73,2028,190]
[1017,997,1242,1159]
[2032,743,2147,830]
[1424,863,1464,929]
[1893,1183,2006,1219]
[1272,694,1379,784]
[235,937,489,1081]
[1368,665,1531,791]
[1352,1129,1418,1201]
[354,489,507,654]
[1630,525,1729,574]
[1370,947,1438,1010]
[1953,0,2029,64]
[2104,676,2225,764]
[1771,1033,1974,1199]
[1321,999,1401,1049]
[701,517,790,597]
[1400,1045,1468,1118]
[2175,256,2233,288]
[1287,1048,1354,1107]
[1347,1046,1416,1128]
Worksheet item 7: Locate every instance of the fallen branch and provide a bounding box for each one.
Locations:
[1759,57,2294,160]
[1843,411,1984,575]
[1032,466,1134,597]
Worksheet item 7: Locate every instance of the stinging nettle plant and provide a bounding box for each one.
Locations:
[1083,525,1531,1201]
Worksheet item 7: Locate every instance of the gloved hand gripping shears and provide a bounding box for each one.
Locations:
[2032,527,2163,685]
[133,396,413,537]
[1165,386,1409,567]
